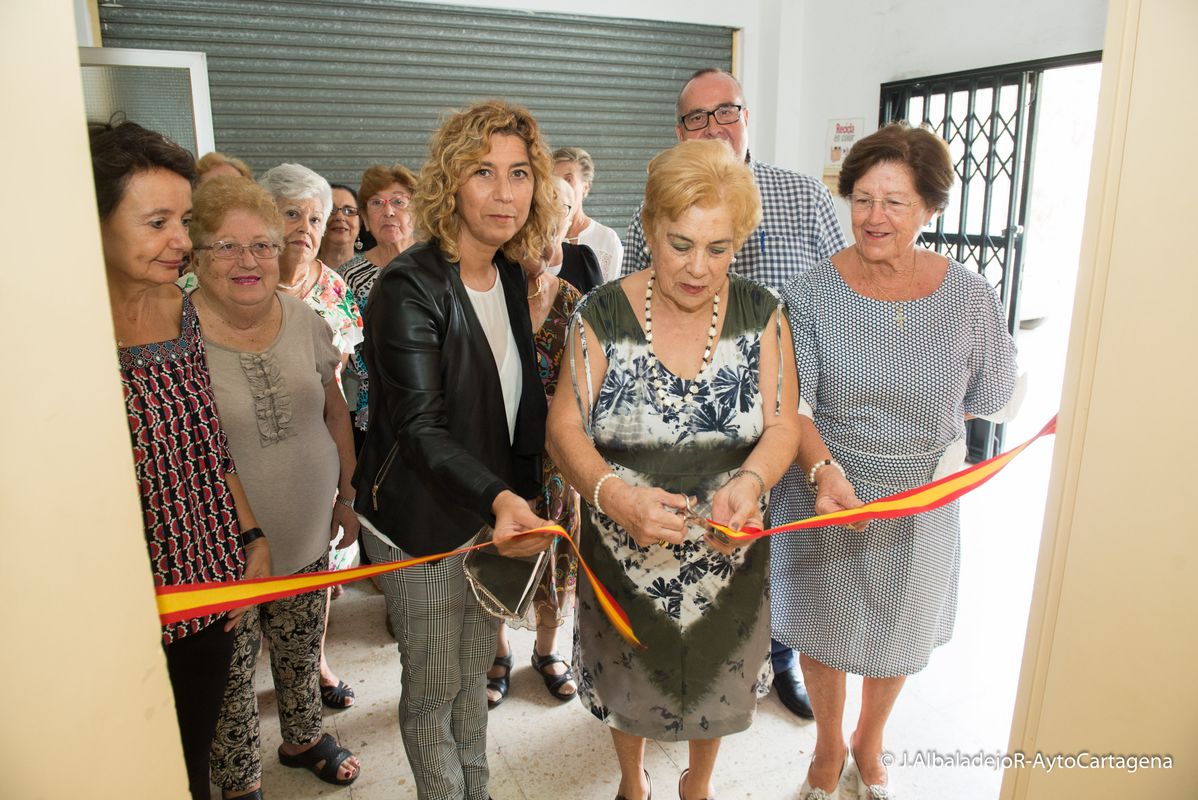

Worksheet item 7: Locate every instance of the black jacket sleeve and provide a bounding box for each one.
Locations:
[370,264,508,519]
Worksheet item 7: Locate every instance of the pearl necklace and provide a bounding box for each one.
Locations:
[644,270,720,407]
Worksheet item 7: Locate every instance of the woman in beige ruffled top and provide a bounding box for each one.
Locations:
[188,176,362,798]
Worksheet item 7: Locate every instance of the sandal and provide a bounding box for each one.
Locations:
[531,648,577,701]
[486,653,513,709]
[223,790,263,800]
[616,768,652,800]
[320,679,355,709]
[278,732,359,787]
[678,768,714,799]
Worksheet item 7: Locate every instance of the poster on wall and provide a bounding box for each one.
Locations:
[823,118,864,192]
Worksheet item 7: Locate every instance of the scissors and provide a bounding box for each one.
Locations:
[677,496,731,547]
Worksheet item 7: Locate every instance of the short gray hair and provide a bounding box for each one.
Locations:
[552,147,595,185]
[258,163,333,221]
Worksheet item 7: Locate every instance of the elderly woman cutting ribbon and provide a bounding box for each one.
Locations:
[548,139,802,800]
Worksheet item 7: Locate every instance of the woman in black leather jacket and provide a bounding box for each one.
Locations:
[352,100,555,800]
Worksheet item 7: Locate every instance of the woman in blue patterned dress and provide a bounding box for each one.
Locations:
[771,124,1018,800]
[548,140,802,800]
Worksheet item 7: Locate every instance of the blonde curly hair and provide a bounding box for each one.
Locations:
[412,100,556,264]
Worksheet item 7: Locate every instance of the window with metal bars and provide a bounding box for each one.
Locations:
[879,51,1100,460]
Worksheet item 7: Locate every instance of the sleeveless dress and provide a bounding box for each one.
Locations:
[570,275,782,741]
[770,257,1017,677]
[117,288,245,644]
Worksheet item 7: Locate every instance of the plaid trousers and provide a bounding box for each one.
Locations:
[363,530,498,800]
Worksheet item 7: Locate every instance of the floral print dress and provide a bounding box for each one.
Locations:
[301,261,363,570]
[302,261,363,382]
[510,278,582,630]
[570,276,781,740]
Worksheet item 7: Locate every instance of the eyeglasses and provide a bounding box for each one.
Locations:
[679,104,744,132]
[330,205,359,217]
[367,195,410,211]
[849,194,921,217]
[194,241,281,260]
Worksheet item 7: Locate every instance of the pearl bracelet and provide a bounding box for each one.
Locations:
[592,471,619,516]
[808,458,846,487]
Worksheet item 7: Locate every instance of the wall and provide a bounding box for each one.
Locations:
[782,0,1108,173]
[779,0,1107,233]
[0,0,189,796]
[1005,0,1198,795]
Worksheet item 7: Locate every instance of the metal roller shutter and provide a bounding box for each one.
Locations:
[97,0,734,237]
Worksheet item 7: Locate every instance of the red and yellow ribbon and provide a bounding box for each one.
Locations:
[156,524,644,649]
[709,415,1058,541]
[156,416,1056,650]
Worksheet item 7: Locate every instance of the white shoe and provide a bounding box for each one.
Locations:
[798,781,839,800]
[849,745,897,799]
[799,757,845,800]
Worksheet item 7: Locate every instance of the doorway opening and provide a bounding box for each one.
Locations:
[876,56,1102,797]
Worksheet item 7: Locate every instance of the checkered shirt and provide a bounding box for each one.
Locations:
[621,158,847,292]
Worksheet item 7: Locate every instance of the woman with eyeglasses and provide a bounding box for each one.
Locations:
[335,163,419,440]
[92,120,271,800]
[770,123,1017,800]
[318,183,362,270]
[189,176,362,798]
[546,175,605,297]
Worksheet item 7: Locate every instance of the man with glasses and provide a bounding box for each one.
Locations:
[622,69,845,293]
[622,68,847,723]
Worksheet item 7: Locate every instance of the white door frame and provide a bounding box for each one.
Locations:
[78,46,215,155]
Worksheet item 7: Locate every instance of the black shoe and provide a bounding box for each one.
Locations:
[772,667,814,720]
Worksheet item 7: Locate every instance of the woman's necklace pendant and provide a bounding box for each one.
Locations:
[895,302,905,328]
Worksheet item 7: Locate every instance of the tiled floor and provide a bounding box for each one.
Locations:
[233,317,1068,799]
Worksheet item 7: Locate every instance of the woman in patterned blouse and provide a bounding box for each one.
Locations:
[92,120,271,800]
[335,163,419,441]
[257,163,364,377]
